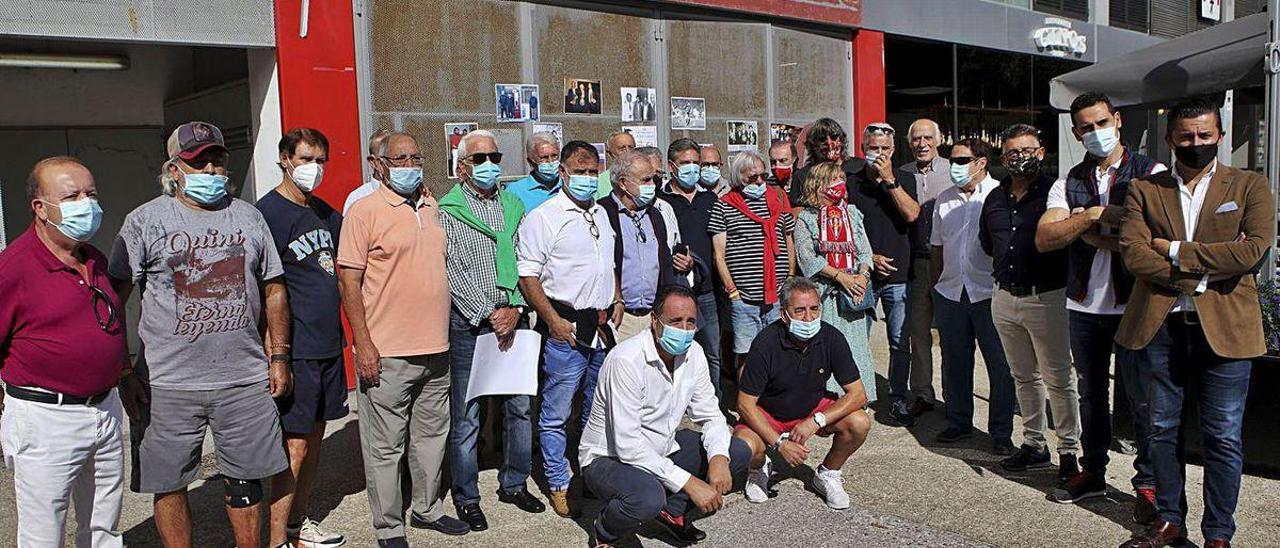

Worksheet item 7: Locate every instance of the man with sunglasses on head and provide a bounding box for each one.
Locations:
[506,131,563,212]
[1,156,126,547]
[979,124,1081,485]
[110,121,293,548]
[338,131,468,545]
[517,140,619,519]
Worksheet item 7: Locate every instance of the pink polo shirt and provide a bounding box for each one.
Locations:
[0,228,126,397]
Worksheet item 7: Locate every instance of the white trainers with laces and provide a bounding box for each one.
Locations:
[744,455,773,503]
[811,465,850,510]
[287,516,346,547]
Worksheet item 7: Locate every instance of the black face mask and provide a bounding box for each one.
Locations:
[1006,156,1042,178]
[1173,143,1218,170]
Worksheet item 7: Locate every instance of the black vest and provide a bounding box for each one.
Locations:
[1062,149,1158,306]
[598,197,684,307]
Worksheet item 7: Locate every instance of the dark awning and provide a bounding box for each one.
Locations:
[1049,13,1269,109]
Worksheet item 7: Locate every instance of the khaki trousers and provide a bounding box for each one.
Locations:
[991,288,1081,454]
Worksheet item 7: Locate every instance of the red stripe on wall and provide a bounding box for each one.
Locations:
[669,0,862,27]
[851,28,886,153]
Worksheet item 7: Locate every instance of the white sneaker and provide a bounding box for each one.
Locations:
[287,516,346,547]
[811,466,850,510]
[744,456,773,503]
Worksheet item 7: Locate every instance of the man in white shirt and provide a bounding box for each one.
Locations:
[342,129,392,214]
[579,285,749,548]
[517,140,620,519]
[929,138,1016,454]
[1035,92,1166,512]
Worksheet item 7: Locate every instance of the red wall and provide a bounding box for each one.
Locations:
[671,0,862,26]
[851,28,886,153]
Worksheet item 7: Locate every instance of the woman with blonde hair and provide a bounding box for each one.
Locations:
[793,161,877,400]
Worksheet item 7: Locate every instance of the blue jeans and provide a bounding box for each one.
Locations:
[1069,311,1153,489]
[729,299,779,354]
[447,310,533,506]
[933,290,1015,444]
[695,292,724,400]
[539,337,606,491]
[870,282,910,402]
[582,430,751,544]
[1137,319,1251,542]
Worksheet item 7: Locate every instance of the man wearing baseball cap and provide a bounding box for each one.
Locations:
[110,121,295,547]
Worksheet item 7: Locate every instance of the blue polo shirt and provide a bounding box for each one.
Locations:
[505,173,561,212]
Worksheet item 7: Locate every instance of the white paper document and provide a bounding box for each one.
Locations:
[466,329,542,402]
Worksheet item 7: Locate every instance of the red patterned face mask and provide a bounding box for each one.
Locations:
[824,181,847,203]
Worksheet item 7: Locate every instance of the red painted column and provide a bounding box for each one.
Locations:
[851,28,886,152]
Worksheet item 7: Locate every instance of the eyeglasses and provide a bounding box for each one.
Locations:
[90,286,118,332]
[381,154,425,167]
[743,172,766,183]
[866,123,895,136]
[950,156,976,165]
[629,213,648,243]
[580,209,601,240]
[1002,147,1041,159]
[467,152,504,165]
[699,162,722,168]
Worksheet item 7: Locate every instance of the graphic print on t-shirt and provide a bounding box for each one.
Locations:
[167,228,251,342]
[287,228,336,276]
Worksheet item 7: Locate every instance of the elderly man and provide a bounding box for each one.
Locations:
[734,277,873,510]
[1,157,126,547]
[256,128,348,548]
[338,131,468,544]
[506,131,562,212]
[439,129,545,532]
[110,122,292,548]
[1116,98,1274,548]
[852,122,921,427]
[600,149,687,340]
[580,285,750,547]
[980,124,1081,483]
[343,129,392,214]
[898,118,950,417]
[768,139,797,200]
[518,140,619,518]
[595,130,636,199]
[700,144,729,196]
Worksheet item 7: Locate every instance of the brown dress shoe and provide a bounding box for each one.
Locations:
[1203,540,1230,548]
[1118,520,1186,548]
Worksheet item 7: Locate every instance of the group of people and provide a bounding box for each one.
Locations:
[0,91,1270,548]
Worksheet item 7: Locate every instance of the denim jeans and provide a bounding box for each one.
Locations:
[1069,311,1153,489]
[933,290,1015,444]
[447,310,533,506]
[582,430,751,544]
[539,337,606,491]
[1137,319,1251,542]
[869,282,910,402]
[729,298,779,354]
[695,291,724,400]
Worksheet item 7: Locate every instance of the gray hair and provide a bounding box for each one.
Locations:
[608,150,650,187]
[726,150,767,189]
[458,129,496,159]
[377,131,419,157]
[159,158,181,196]
[606,130,633,152]
[526,131,559,158]
[635,146,662,164]
[780,277,820,308]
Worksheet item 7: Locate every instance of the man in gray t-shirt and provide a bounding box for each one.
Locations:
[108,121,292,548]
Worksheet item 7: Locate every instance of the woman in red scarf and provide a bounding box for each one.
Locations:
[793,161,878,402]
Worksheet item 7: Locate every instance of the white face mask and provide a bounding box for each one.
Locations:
[289,161,324,192]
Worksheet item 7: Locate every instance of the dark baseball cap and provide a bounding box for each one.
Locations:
[167,121,228,160]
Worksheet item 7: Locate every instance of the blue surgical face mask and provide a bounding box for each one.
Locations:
[949,161,973,187]
[567,174,598,201]
[632,183,657,208]
[44,197,103,242]
[787,315,822,340]
[1082,126,1120,158]
[388,167,423,195]
[471,161,502,190]
[675,163,700,189]
[742,183,766,200]
[182,173,229,205]
[535,161,560,184]
[657,322,696,356]
[700,166,721,187]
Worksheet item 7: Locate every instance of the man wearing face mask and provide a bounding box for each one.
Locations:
[338,131,467,544]
[1035,92,1165,512]
[699,144,729,196]
[733,277,872,510]
[438,129,547,532]
[928,139,1016,455]
[110,121,293,548]
[1115,97,1274,548]
[506,131,562,212]
[979,124,1081,484]
[517,140,619,519]
[579,285,749,547]
[1,157,126,547]
[659,138,724,398]
[768,140,797,201]
[343,129,393,214]
[595,130,636,200]
[255,128,348,548]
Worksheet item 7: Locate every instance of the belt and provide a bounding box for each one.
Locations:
[5,385,112,406]
[1168,311,1200,325]
[997,282,1053,298]
[625,307,652,316]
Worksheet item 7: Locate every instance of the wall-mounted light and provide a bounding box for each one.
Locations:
[0,52,129,70]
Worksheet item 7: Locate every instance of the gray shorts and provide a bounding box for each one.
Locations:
[130,380,287,493]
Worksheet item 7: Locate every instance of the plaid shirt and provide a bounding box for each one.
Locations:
[441,185,514,326]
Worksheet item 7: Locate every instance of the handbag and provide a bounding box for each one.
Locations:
[837,278,875,314]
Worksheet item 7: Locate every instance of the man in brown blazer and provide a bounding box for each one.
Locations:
[1116,97,1275,548]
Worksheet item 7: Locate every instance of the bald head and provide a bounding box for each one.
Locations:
[28,156,92,204]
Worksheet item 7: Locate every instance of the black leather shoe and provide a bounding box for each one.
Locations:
[497,487,547,513]
[458,504,488,532]
[410,513,470,536]
[656,510,706,542]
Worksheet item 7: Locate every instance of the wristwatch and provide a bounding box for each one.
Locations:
[813,412,828,428]
[771,432,791,451]
[883,179,900,189]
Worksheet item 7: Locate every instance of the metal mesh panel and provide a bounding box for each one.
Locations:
[0,0,274,47]
[773,27,852,126]
[667,20,766,155]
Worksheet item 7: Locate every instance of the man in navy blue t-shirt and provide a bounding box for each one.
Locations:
[255,128,348,548]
